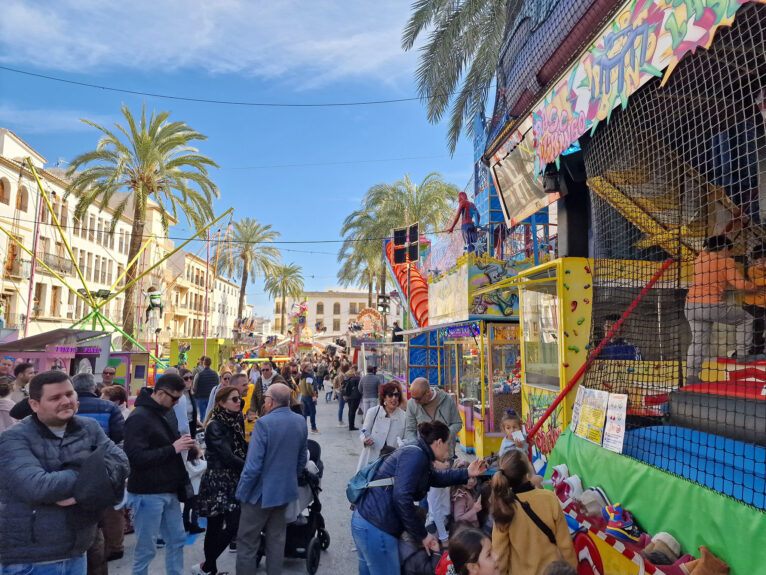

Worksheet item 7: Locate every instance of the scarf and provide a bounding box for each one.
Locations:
[208,405,247,460]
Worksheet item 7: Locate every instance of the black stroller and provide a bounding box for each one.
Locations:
[255,439,330,574]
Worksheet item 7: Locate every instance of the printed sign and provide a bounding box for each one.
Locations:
[574,387,609,445]
[603,393,629,453]
[443,323,481,338]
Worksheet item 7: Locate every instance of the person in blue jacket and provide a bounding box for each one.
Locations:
[71,372,124,444]
[352,420,487,575]
[235,382,307,575]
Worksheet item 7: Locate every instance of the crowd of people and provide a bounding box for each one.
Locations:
[0,347,581,575]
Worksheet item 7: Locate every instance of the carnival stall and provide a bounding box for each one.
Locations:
[0,328,112,375]
[169,337,235,371]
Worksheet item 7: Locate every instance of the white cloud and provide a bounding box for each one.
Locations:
[0,0,417,87]
[0,103,113,134]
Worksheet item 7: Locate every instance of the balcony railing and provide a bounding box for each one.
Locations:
[39,254,74,277]
[4,259,31,279]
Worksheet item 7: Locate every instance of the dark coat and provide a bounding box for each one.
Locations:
[0,415,129,564]
[205,419,246,472]
[251,373,287,415]
[343,375,362,401]
[193,367,219,399]
[355,440,468,540]
[76,391,125,444]
[124,392,188,495]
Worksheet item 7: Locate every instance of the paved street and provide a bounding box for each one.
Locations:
[112,398,362,574]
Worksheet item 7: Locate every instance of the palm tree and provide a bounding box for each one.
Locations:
[339,172,459,328]
[65,103,219,348]
[402,0,517,153]
[264,263,304,335]
[216,217,281,324]
[337,254,380,308]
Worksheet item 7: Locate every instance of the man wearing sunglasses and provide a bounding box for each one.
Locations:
[124,374,196,575]
[250,361,286,415]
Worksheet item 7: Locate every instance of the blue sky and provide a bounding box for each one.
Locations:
[0,0,475,318]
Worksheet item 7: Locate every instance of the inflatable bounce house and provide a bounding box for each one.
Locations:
[408,0,766,572]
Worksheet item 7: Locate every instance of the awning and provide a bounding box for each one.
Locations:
[0,329,107,352]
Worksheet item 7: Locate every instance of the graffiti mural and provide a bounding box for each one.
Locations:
[530,0,766,172]
[469,254,521,318]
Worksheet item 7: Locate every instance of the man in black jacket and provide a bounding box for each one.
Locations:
[125,374,195,575]
[192,356,218,421]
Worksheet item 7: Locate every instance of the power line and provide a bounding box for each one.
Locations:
[0,215,454,245]
[0,65,429,108]
[225,154,448,170]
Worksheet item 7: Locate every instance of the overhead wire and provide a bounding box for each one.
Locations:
[0,214,455,245]
[0,65,466,108]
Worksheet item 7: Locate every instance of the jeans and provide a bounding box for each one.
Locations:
[196,398,209,422]
[1,556,86,575]
[127,492,186,575]
[685,301,753,382]
[461,222,478,253]
[302,396,317,430]
[337,395,346,422]
[362,398,377,415]
[236,501,287,575]
[350,510,400,575]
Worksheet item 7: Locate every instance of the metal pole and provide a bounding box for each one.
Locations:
[203,230,210,357]
[407,259,411,330]
[24,178,44,338]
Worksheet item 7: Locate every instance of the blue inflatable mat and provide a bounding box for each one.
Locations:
[624,426,766,510]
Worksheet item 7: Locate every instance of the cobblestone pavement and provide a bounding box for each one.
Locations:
[111,398,363,574]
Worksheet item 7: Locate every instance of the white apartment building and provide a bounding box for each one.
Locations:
[167,250,246,340]
[274,287,402,339]
[0,128,146,337]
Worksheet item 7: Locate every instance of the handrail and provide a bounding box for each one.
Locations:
[526,257,676,456]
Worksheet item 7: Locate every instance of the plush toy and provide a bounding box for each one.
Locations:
[448,191,481,253]
[680,546,730,575]
[643,531,681,565]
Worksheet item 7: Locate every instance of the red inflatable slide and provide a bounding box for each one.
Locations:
[385,241,429,328]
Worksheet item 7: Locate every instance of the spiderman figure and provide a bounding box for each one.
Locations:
[448,191,481,253]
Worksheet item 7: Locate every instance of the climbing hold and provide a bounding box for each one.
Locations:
[571,301,578,312]
[573,329,579,336]
[585,265,591,274]
[565,269,571,274]
[563,283,570,290]
[568,346,580,353]
[584,284,591,289]
[583,298,590,304]
[563,363,570,368]
[564,331,569,337]
[577,317,585,325]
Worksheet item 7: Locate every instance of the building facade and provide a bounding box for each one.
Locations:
[274,287,402,339]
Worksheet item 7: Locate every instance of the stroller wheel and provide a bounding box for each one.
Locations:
[306,537,321,574]
[318,528,330,550]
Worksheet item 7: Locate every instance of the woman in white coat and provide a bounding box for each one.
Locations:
[356,381,406,471]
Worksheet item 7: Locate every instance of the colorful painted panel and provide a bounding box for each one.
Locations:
[522,384,564,469]
[501,0,766,172]
[469,254,521,320]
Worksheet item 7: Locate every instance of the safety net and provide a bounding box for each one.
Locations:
[582,3,766,510]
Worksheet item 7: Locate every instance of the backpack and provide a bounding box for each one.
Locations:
[343,376,359,399]
[346,452,395,504]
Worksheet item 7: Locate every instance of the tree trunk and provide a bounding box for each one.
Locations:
[121,207,146,350]
[280,288,286,335]
[379,254,388,333]
[237,263,248,341]
[367,274,373,308]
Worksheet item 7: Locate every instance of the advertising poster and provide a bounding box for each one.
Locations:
[574,388,609,445]
[602,393,628,453]
[570,385,585,431]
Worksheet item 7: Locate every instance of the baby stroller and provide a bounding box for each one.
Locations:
[255,439,330,574]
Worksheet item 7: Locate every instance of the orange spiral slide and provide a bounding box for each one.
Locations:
[386,241,429,328]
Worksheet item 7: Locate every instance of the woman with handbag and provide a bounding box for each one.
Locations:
[356,381,406,471]
[192,387,247,575]
[489,450,576,574]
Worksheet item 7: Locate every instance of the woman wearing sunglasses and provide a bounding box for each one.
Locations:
[356,381,407,471]
[193,386,247,575]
